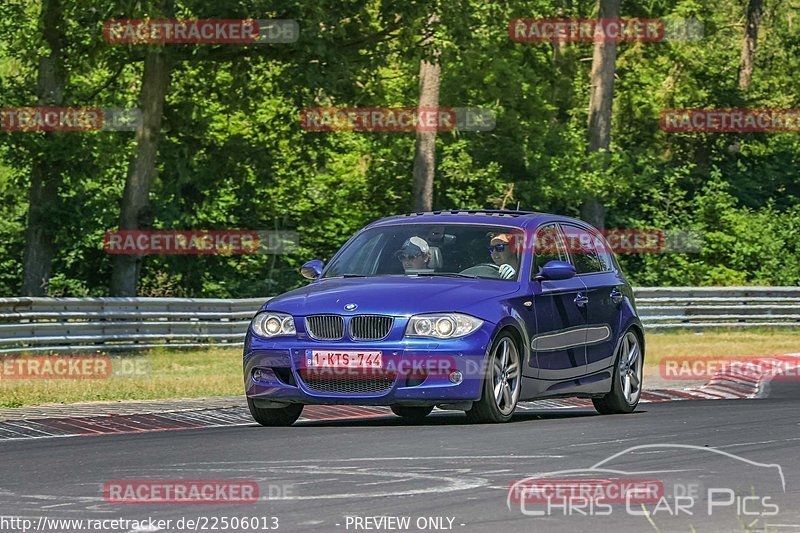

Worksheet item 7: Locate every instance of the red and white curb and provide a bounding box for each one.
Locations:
[0,355,797,441]
[0,405,390,442]
[672,353,800,401]
[514,355,800,409]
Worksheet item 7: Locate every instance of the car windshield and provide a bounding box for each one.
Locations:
[322,223,525,281]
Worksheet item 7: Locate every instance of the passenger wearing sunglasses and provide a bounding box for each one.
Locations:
[488,234,519,280]
[395,236,433,273]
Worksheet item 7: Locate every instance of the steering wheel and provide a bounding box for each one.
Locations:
[459,263,501,277]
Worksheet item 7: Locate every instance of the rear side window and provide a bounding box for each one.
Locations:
[589,230,615,272]
[532,224,570,278]
[560,224,608,274]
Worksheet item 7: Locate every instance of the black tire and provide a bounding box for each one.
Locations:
[390,405,434,420]
[247,398,304,426]
[466,332,521,423]
[593,329,643,415]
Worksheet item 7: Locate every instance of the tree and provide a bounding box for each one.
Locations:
[21,0,66,296]
[110,47,172,296]
[412,14,441,212]
[738,0,764,90]
[583,0,620,229]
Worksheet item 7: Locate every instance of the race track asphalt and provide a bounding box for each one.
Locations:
[1,381,798,533]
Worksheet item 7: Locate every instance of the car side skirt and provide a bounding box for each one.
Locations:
[519,366,613,400]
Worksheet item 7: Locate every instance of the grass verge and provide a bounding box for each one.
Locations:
[0,347,242,408]
[1,328,798,407]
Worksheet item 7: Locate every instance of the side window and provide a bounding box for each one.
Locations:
[589,230,614,272]
[561,224,605,274]
[532,224,569,279]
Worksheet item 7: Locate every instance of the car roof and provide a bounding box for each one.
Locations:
[364,210,593,231]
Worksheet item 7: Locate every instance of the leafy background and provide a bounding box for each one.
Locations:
[0,0,798,297]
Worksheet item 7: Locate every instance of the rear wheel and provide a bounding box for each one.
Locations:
[390,405,434,420]
[593,329,643,415]
[247,398,304,426]
[466,332,521,423]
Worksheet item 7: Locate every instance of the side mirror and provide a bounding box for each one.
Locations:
[301,260,324,280]
[535,260,576,281]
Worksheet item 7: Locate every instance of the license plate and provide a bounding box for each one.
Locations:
[306,350,382,368]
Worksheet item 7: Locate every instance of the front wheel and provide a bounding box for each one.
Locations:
[247,398,304,426]
[466,332,521,423]
[390,405,433,420]
[593,329,643,415]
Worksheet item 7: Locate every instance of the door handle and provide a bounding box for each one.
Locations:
[574,293,589,307]
[610,288,624,304]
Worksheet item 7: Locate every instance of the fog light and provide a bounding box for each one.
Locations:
[448,370,463,384]
[252,368,264,381]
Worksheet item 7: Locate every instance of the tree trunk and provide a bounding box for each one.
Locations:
[412,15,440,212]
[21,0,67,296]
[582,0,619,229]
[110,50,172,296]
[738,0,764,91]
[552,0,573,64]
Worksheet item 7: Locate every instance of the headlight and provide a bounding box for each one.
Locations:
[251,311,296,338]
[405,313,483,339]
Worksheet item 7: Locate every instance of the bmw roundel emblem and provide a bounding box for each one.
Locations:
[344,303,358,311]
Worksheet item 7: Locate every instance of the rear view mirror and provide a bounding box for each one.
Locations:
[536,260,576,281]
[301,260,324,279]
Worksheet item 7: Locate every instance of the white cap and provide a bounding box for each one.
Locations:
[398,236,430,255]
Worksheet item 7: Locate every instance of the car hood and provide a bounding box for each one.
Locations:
[264,276,520,320]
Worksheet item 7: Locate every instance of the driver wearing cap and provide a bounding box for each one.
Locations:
[489,233,519,280]
[395,236,433,273]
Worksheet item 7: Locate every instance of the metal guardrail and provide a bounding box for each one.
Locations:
[0,297,265,355]
[634,287,800,329]
[0,287,798,354]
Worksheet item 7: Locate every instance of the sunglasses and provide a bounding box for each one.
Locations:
[488,244,507,254]
[396,252,421,261]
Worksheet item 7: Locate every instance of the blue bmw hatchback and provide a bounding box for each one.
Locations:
[244,210,644,425]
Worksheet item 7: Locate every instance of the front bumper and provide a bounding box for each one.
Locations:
[243,325,493,406]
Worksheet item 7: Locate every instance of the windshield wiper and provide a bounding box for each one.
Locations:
[413,272,478,279]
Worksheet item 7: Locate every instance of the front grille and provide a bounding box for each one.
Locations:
[306,315,344,340]
[301,374,395,395]
[349,315,393,340]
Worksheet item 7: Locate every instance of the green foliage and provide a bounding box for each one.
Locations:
[0,0,798,296]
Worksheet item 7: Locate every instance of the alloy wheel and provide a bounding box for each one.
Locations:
[618,331,642,405]
[492,336,521,415]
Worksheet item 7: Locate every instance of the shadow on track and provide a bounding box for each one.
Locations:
[284,408,649,428]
